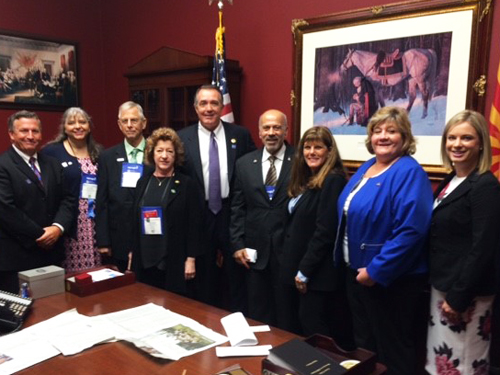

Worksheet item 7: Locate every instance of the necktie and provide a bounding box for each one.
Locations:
[208,132,222,214]
[29,156,43,184]
[130,148,139,163]
[265,155,277,187]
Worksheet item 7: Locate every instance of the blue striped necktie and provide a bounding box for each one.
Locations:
[29,156,43,184]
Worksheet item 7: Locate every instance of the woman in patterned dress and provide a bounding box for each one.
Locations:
[426,110,500,375]
[41,107,103,272]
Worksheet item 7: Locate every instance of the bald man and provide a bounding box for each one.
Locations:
[230,109,294,327]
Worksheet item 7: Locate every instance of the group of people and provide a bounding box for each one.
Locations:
[0,83,498,375]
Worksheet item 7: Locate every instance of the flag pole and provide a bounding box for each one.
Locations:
[210,0,235,123]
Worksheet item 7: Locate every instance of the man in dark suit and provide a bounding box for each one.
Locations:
[230,109,293,326]
[178,85,256,311]
[0,110,76,293]
[95,101,147,271]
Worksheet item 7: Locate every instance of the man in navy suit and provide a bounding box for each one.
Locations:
[178,85,256,311]
[230,109,293,326]
[0,111,76,292]
[95,101,147,271]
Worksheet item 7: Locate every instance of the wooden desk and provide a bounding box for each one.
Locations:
[19,282,297,375]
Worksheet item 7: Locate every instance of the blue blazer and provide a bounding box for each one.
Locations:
[335,156,433,286]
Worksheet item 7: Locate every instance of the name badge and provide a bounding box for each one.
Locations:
[141,206,163,235]
[121,163,143,188]
[265,185,275,200]
[80,173,98,199]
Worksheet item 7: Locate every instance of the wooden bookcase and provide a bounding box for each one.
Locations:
[125,47,242,135]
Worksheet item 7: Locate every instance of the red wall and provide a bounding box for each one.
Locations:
[0,0,106,150]
[1,0,499,150]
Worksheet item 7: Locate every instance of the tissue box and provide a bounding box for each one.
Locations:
[18,265,65,299]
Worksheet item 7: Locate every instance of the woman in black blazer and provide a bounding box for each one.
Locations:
[280,126,353,348]
[426,110,500,375]
[131,127,204,296]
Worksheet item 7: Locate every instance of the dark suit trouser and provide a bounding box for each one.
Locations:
[346,268,426,375]
[298,288,355,351]
[280,284,302,335]
[246,254,286,327]
[0,271,19,294]
[196,200,247,313]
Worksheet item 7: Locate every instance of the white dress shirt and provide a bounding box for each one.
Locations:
[198,122,230,200]
[261,144,286,184]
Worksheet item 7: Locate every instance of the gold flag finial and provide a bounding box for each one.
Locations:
[209,0,233,9]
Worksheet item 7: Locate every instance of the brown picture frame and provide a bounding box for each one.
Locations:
[291,0,493,179]
[0,30,79,111]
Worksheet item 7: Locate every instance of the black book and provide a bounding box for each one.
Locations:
[267,339,347,375]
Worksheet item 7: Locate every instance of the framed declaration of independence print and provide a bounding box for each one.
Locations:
[0,31,79,111]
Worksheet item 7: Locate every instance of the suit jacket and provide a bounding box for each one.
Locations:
[131,168,204,294]
[429,170,500,312]
[0,146,76,271]
[230,146,294,270]
[178,121,256,198]
[95,143,137,261]
[281,173,347,291]
[40,142,85,238]
[335,156,433,286]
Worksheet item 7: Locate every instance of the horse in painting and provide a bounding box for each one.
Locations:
[340,48,437,118]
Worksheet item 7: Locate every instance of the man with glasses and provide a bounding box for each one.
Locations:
[95,101,147,271]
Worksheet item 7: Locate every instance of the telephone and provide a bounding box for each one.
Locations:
[0,290,32,334]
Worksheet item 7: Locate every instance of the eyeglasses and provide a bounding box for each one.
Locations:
[119,118,141,126]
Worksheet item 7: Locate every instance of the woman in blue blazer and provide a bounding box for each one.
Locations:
[426,110,500,375]
[335,107,433,375]
[280,126,354,349]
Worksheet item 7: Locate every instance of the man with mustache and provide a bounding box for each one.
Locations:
[230,109,293,326]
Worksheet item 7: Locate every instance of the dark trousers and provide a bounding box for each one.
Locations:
[246,254,286,327]
[346,269,426,375]
[195,200,247,313]
[0,271,19,294]
[299,288,356,351]
[280,283,302,334]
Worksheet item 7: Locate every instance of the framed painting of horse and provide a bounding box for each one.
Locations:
[292,0,493,177]
[0,30,79,111]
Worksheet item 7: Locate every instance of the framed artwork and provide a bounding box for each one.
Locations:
[0,31,79,110]
[292,0,493,177]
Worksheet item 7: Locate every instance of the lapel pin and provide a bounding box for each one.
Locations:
[171,189,176,194]
[253,159,257,163]
[117,157,125,162]
[175,180,180,184]
[231,138,237,144]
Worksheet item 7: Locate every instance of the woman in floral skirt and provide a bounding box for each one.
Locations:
[41,107,103,272]
[426,110,500,375]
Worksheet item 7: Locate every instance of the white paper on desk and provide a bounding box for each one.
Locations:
[0,329,60,375]
[220,312,258,347]
[101,303,228,361]
[216,345,272,357]
[24,309,115,356]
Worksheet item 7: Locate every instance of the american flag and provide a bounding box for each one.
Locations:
[211,9,234,123]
